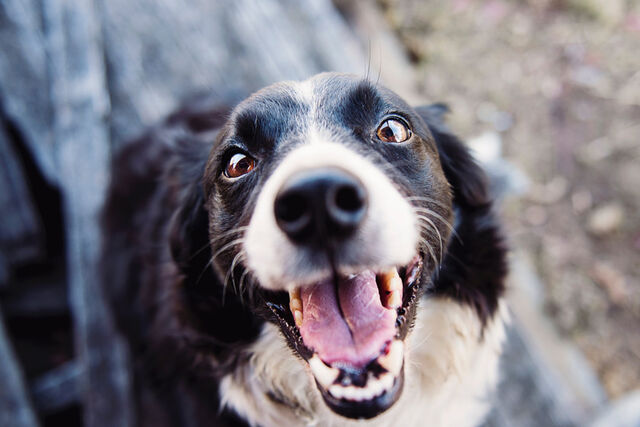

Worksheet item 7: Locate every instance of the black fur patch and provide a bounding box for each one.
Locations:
[416,105,507,325]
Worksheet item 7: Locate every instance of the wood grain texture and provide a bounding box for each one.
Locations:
[40,0,133,426]
[0,122,44,270]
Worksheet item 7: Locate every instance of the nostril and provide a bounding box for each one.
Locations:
[276,193,308,224]
[326,180,367,231]
[274,191,312,239]
[334,184,365,213]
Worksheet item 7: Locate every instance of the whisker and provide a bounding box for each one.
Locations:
[195,257,215,286]
[415,222,439,268]
[189,226,248,261]
[238,267,251,297]
[208,226,249,246]
[231,252,246,290]
[375,43,383,86]
[223,251,246,304]
[188,242,212,261]
[197,237,245,293]
[365,39,372,81]
[211,237,245,262]
[413,207,460,243]
[415,214,443,265]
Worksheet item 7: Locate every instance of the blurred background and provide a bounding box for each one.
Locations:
[0,0,638,426]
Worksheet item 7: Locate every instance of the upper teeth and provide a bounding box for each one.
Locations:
[379,268,403,309]
[289,288,303,327]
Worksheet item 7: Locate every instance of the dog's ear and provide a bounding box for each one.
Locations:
[415,104,506,326]
[415,104,489,209]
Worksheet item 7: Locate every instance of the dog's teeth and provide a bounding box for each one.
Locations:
[289,288,303,326]
[380,268,403,309]
[293,310,303,327]
[378,340,404,375]
[342,386,358,400]
[290,297,302,312]
[309,355,339,388]
[379,372,394,391]
[325,372,398,402]
[387,290,402,309]
[370,373,384,397]
[289,288,302,310]
[329,384,345,399]
[380,268,402,292]
[361,386,375,401]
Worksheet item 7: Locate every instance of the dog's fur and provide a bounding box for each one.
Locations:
[102,73,507,427]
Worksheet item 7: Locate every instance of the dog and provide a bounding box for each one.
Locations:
[102,72,508,427]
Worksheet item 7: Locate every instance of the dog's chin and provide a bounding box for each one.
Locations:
[263,254,425,420]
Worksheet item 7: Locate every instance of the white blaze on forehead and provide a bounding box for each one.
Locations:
[244,135,418,291]
[294,78,316,107]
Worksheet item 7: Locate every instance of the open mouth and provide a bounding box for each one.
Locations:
[265,254,424,419]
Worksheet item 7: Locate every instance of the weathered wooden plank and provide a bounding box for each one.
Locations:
[0,0,57,184]
[0,121,44,268]
[0,306,41,427]
[41,0,133,426]
[30,361,81,414]
[99,0,366,146]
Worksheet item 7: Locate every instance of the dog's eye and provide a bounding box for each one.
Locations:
[225,153,256,178]
[376,118,412,143]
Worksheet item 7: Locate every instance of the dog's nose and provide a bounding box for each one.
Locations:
[274,168,367,244]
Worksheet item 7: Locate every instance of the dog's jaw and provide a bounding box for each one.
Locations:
[219,300,508,427]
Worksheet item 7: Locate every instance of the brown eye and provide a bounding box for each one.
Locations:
[225,153,256,178]
[376,118,412,143]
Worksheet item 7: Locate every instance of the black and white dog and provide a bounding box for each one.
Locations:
[102,73,507,427]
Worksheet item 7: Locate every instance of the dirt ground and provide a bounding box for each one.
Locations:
[377,0,640,398]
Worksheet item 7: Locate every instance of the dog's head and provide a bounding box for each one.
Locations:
[200,73,468,419]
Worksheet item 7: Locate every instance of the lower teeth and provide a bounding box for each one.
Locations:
[310,340,404,402]
[327,372,395,402]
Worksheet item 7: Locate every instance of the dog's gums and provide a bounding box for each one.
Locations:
[266,255,423,419]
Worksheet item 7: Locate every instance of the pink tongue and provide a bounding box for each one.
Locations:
[299,270,397,368]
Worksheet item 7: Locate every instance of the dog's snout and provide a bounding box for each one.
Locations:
[274,168,367,244]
